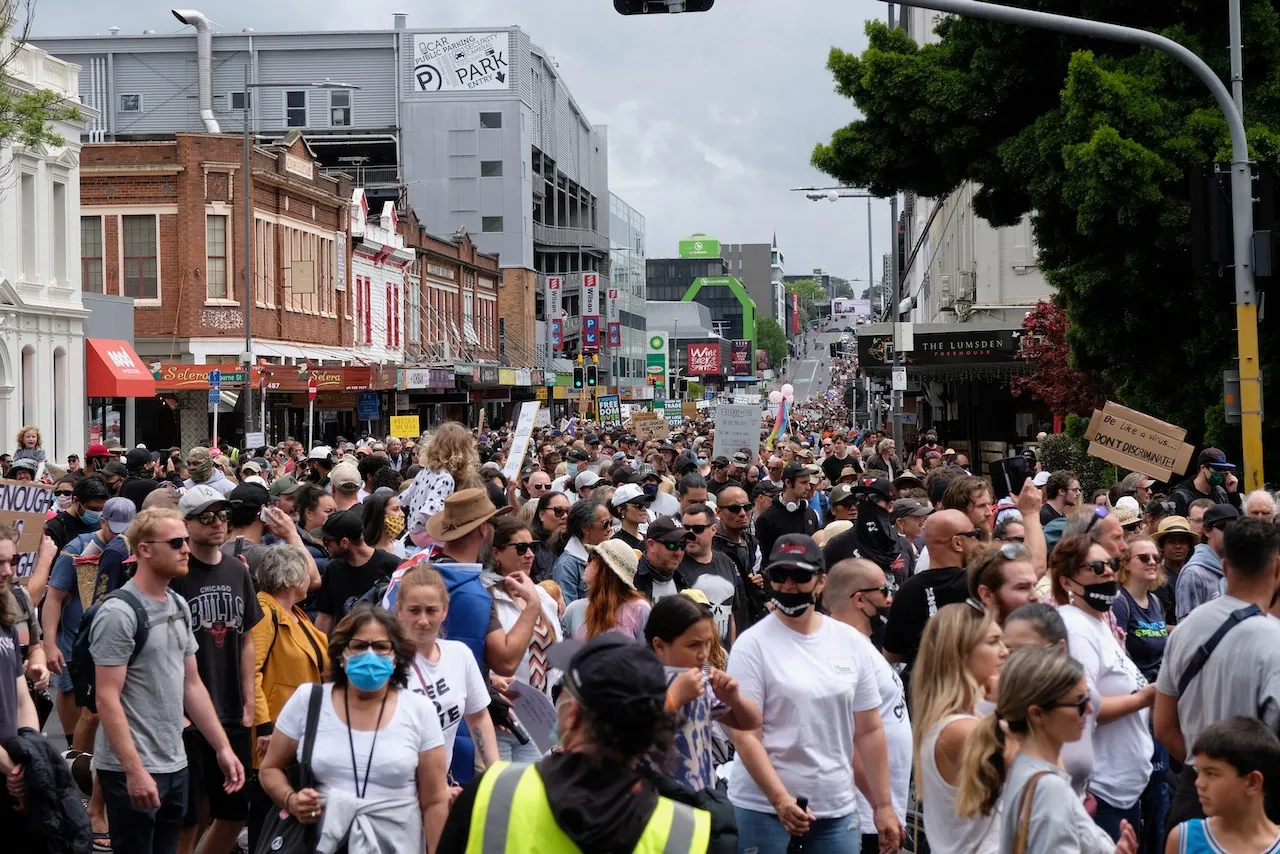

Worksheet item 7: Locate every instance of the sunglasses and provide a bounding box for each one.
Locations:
[660,540,688,552]
[190,508,230,526]
[548,506,568,517]
[507,542,534,556]
[684,524,712,535]
[0,555,21,568]
[856,584,895,598]
[54,490,74,497]
[957,528,983,539]
[720,503,752,514]
[768,566,815,585]
[1085,506,1109,534]
[998,535,1026,544]
[1084,556,1122,575]
[347,639,394,655]
[1133,553,1160,565]
[1043,697,1090,717]
[530,483,549,492]
[145,536,189,551]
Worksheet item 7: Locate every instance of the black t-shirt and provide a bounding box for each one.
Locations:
[169,552,264,724]
[118,477,162,511]
[0,624,21,741]
[1039,503,1064,526]
[706,477,740,500]
[882,566,969,669]
[821,454,858,485]
[316,549,401,619]
[679,552,746,644]
[45,510,97,551]
[613,529,645,552]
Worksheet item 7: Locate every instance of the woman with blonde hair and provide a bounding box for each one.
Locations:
[955,646,1136,853]
[910,600,1008,854]
[404,422,479,536]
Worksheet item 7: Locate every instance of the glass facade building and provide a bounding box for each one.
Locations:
[609,194,648,388]
[645,257,748,340]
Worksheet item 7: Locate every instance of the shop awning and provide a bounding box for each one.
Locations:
[86,339,156,398]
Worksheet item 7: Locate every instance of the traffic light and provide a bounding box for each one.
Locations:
[573,367,585,389]
[830,343,839,358]
[614,0,713,13]
[586,365,598,387]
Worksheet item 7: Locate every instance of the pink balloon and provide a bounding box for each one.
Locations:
[781,383,795,396]
[768,391,783,405]
[784,392,795,403]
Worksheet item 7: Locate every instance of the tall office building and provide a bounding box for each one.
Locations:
[609,193,647,394]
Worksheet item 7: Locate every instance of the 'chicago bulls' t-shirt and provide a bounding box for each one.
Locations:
[171,552,264,724]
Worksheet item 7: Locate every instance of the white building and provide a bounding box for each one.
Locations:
[0,39,93,461]
[348,189,414,365]
[902,9,1051,326]
[771,234,786,323]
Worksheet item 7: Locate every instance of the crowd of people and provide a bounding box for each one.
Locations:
[0,411,1279,854]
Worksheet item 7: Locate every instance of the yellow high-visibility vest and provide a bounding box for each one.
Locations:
[465,761,711,854]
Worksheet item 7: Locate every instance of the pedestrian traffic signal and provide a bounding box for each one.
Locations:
[586,365,598,387]
[573,367,585,389]
[830,343,839,358]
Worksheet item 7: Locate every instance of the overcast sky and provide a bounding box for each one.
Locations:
[31,0,895,294]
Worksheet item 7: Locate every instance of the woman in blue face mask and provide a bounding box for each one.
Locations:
[258,603,452,853]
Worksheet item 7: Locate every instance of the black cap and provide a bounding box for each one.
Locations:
[645,515,696,544]
[1202,503,1240,528]
[319,509,364,543]
[853,476,895,500]
[766,533,824,573]
[781,462,809,482]
[711,455,730,468]
[673,454,699,475]
[547,635,668,716]
[101,460,128,478]
[586,435,602,446]
[228,482,270,510]
[929,476,954,506]
[891,498,934,521]
[566,448,589,463]
[1197,447,1236,470]
[751,481,780,501]
[659,442,677,453]
[125,447,152,469]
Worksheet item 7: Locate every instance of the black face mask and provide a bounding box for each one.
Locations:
[1076,579,1120,612]
[770,589,815,617]
[864,603,891,650]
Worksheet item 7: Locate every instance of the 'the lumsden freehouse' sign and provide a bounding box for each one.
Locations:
[857,329,1021,367]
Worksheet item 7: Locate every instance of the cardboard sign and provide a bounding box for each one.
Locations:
[682,402,699,420]
[631,411,670,441]
[713,403,761,468]
[504,401,541,480]
[389,415,421,438]
[0,479,54,578]
[1085,401,1194,481]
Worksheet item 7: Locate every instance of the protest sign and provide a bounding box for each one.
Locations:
[389,415,420,438]
[504,401,541,480]
[713,403,761,467]
[631,411,670,441]
[1085,401,1194,481]
[0,479,54,578]
[596,394,621,426]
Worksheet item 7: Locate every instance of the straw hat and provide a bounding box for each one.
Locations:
[587,539,640,588]
[425,488,507,542]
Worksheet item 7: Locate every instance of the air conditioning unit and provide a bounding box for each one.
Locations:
[938,274,952,300]
[958,269,976,298]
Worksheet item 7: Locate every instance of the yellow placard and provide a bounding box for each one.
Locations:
[389,415,420,438]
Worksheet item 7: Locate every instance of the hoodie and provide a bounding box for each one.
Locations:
[1175,543,1225,621]
[822,502,914,584]
[183,466,234,497]
[753,495,820,566]
[634,554,687,601]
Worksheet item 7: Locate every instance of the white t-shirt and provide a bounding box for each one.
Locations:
[408,641,491,773]
[275,683,444,800]
[854,645,912,833]
[1060,604,1152,809]
[727,613,881,819]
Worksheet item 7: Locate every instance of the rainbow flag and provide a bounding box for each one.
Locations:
[765,398,790,450]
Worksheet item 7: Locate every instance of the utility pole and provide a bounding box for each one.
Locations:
[242,63,255,441]
[875,0,1263,489]
[887,3,904,450]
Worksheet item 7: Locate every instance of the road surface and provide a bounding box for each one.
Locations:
[788,328,848,403]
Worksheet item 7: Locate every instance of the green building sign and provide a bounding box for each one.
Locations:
[678,235,721,259]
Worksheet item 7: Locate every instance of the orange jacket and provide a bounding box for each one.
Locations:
[251,592,328,767]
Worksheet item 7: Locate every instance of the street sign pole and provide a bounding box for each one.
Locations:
[307,378,317,449]
[880,0,1262,488]
[209,369,222,449]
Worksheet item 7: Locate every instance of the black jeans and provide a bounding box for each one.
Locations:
[99,769,188,854]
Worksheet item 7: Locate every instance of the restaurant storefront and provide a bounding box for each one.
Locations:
[85,338,156,450]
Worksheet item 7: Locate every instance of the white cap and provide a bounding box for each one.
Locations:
[611,483,651,507]
[308,445,332,461]
[1032,471,1051,487]
[574,470,602,492]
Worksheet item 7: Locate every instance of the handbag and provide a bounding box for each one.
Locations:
[254,684,324,854]
[1012,771,1051,854]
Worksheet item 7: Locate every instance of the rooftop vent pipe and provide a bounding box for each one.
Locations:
[171,9,221,133]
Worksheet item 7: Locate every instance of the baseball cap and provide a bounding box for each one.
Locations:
[101,497,137,535]
[637,463,658,479]
[611,483,652,507]
[179,484,230,517]
[645,515,696,545]
[829,484,855,506]
[673,455,699,475]
[269,475,302,498]
[1198,447,1236,470]
[228,482,270,511]
[329,463,361,493]
[574,470,602,492]
[731,452,751,468]
[7,459,37,475]
[751,481,780,501]
[85,443,112,460]
[711,455,730,468]
[546,634,668,718]
[765,533,824,574]
[891,498,933,522]
[1202,504,1240,529]
[567,448,589,463]
[239,460,262,475]
[1032,471,1051,487]
[853,476,894,501]
[307,445,333,461]
[319,509,364,543]
[125,448,152,469]
[781,462,808,481]
[101,461,128,478]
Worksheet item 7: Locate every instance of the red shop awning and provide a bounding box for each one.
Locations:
[86,339,156,398]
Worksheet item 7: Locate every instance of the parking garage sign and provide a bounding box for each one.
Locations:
[411,32,512,93]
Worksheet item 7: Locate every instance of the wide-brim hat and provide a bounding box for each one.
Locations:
[425,487,509,541]
[1152,515,1195,544]
[587,539,640,588]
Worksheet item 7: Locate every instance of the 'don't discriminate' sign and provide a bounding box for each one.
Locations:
[1085,402,1194,481]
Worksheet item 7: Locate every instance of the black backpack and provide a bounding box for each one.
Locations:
[69,588,187,712]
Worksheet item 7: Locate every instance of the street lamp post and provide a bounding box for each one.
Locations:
[240,67,359,446]
[878,0,1262,488]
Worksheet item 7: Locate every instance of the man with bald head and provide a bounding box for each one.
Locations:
[882,509,980,668]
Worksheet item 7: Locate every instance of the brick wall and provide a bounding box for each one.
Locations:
[80,133,353,351]
[500,268,538,366]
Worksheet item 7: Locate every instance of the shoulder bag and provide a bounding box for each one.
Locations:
[254,684,324,854]
[1012,771,1051,854]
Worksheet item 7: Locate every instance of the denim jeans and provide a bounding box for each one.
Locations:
[99,769,188,854]
[734,806,859,854]
[1091,792,1142,844]
[1141,739,1171,854]
[496,729,542,763]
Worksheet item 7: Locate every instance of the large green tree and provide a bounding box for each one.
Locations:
[756,316,788,370]
[1,2,81,161]
[812,2,1280,470]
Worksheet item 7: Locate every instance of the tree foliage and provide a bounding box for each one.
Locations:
[811,2,1280,471]
[1011,299,1108,415]
[785,278,826,307]
[830,276,856,300]
[756,316,788,370]
[0,1,82,156]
